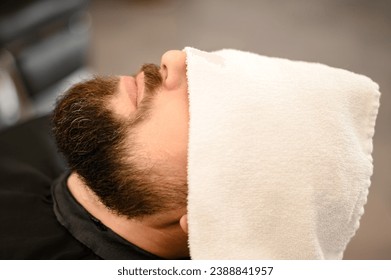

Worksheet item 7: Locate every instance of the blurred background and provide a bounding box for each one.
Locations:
[0,0,390,259]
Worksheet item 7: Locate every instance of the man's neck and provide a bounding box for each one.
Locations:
[67,172,189,259]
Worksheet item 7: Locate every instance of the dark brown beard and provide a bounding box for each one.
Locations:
[52,70,187,219]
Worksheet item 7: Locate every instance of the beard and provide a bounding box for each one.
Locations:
[52,64,187,219]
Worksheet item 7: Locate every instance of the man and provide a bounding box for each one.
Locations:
[1,47,380,260]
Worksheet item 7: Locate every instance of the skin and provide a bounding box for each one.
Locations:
[67,50,191,259]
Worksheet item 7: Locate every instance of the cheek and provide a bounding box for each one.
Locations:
[159,96,189,159]
[137,93,189,165]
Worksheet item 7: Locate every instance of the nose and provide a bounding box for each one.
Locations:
[160,50,187,90]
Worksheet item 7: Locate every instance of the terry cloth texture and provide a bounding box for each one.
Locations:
[184,47,381,259]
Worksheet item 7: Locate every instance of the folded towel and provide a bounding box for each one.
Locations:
[184,47,380,259]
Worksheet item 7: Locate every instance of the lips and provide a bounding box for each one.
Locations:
[135,71,145,107]
[123,76,138,107]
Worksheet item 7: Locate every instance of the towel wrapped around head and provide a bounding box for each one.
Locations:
[184,47,380,259]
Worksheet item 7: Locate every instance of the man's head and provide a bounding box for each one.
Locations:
[52,50,189,219]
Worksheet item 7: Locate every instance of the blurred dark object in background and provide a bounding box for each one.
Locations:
[0,0,91,130]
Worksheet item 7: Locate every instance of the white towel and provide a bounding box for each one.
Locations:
[184,47,380,259]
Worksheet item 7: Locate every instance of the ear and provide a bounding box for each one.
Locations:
[179,214,188,234]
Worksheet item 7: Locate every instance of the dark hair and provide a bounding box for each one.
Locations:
[52,76,186,218]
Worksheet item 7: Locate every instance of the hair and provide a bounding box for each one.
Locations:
[52,71,187,219]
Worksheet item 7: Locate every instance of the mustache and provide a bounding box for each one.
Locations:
[139,63,162,95]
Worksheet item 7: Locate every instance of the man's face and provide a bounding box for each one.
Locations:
[112,50,189,181]
[52,50,189,218]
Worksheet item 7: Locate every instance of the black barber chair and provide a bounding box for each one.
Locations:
[0,0,90,130]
